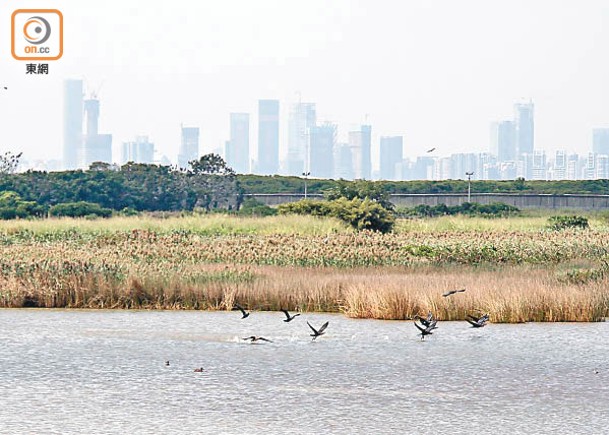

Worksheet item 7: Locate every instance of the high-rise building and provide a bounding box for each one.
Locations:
[379,136,403,180]
[178,125,199,169]
[63,79,83,170]
[257,99,280,175]
[309,123,336,179]
[348,125,372,179]
[226,113,250,173]
[287,102,316,175]
[450,153,477,179]
[334,143,354,180]
[82,96,112,167]
[552,150,567,180]
[490,120,516,162]
[122,136,154,164]
[531,150,547,180]
[592,128,609,155]
[515,101,534,156]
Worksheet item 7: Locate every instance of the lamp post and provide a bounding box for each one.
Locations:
[302,171,311,199]
[465,171,474,203]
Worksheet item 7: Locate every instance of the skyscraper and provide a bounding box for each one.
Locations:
[309,123,336,179]
[178,125,199,169]
[257,99,279,175]
[592,128,609,155]
[82,96,112,167]
[122,136,154,164]
[226,113,250,173]
[515,101,534,156]
[379,136,403,180]
[287,102,316,175]
[348,125,372,179]
[334,143,354,180]
[490,120,516,162]
[63,79,83,170]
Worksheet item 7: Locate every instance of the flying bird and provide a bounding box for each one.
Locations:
[414,320,437,340]
[281,309,301,322]
[307,321,329,341]
[242,336,273,343]
[442,288,466,297]
[234,303,250,319]
[466,313,489,328]
[414,311,436,327]
[426,147,436,153]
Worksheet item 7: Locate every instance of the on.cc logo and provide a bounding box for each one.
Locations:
[23,16,52,45]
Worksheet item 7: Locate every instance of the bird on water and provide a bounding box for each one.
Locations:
[466,313,489,328]
[234,303,250,319]
[194,367,204,372]
[307,321,329,341]
[242,336,273,343]
[281,309,301,322]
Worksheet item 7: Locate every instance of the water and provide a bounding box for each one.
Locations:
[1,309,608,434]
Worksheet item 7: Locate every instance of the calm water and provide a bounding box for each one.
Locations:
[1,309,609,434]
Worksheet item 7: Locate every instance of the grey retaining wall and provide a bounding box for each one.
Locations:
[244,193,609,210]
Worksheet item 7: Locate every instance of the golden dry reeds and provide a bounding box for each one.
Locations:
[0,215,608,321]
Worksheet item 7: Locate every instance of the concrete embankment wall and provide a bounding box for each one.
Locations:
[244,193,609,210]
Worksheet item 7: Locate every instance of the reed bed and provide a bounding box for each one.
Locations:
[1,263,607,322]
[1,215,609,321]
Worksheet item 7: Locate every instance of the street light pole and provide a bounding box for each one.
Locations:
[302,171,311,199]
[465,171,474,203]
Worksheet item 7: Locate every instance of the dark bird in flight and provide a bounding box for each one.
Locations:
[427,147,436,153]
[466,313,489,328]
[442,288,466,297]
[414,311,436,327]
[281,309,301,322]
[307,321,329,341]
[194,367,204,372]
[234,303,250,319]
[414,320,437,340]
[243,336,273,343]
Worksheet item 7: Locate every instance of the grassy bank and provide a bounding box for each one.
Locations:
[1,214,608,321]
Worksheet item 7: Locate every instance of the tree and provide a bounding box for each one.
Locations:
[0,151,22,174]
[324,179,394,210]
[189,153,236,176]
[188,154,242,211]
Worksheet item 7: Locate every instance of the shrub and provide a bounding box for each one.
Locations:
[278,198,395,233]
[238,198,277,217]
[49,202,112,218]
[547,215,589,231]
[398,202,520,218]
[0,191,47,219]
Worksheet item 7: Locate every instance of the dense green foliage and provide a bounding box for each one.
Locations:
[237,198,278,217]
[0,155,241,213]
[278,198,395,233]
[0,191,46,219]
[399,202,520,218]
[547,215,590,231]
[49,201,113,218]
[238,175,609,195]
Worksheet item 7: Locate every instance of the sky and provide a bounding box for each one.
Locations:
[1,0,609,167]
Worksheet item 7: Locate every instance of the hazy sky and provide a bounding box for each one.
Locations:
[1,0,609,166]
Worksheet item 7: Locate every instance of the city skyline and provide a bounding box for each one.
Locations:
[21,81,609,182]
[2,1,609,168]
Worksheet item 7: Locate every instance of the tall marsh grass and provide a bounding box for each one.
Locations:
[1,214,609,321]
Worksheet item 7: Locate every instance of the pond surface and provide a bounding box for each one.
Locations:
[1,309,608,434]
